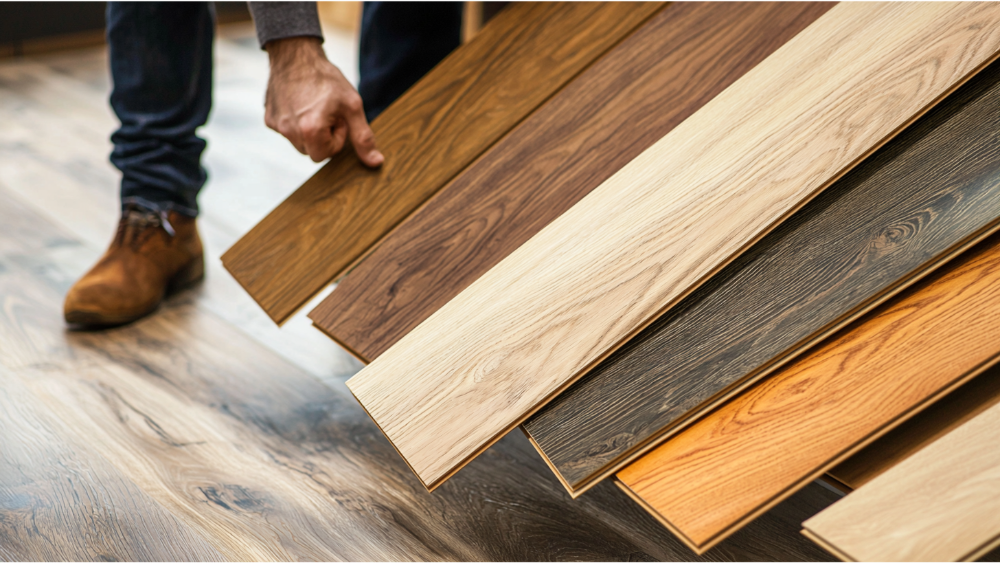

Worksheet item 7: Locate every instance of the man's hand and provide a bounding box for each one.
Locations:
[264,37,384,167]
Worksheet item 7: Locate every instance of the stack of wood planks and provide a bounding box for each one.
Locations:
[226,2,1000,558]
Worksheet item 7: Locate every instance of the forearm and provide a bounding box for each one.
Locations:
[247,2,323,49]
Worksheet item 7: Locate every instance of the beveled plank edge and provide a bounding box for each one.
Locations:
[801,528,855,562]
[312,321,370,364]
[828,354,1000,489]
[346,385,434,491]
[964,532,1000,562]
[520,427,579,498]
[614,478,705,555]
[668,352,1000,553]
[818,474,853,495]
[227,2,669,326]
[539,172,1000,498]
[221,257,296,326]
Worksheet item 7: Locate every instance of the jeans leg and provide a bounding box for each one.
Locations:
[107,2,214,217]
[358,2,462,122]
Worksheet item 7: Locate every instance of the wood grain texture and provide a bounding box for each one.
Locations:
[804,386,1000,562]
[829,364,1000,490]
[0,365,223,562]
[0,187,839,563]
[616,228,1000,553]
[347,2,1000,490]
[0,41,842,562]
[524,46,1000,495]
[220,2,661,325]
[308,2,836,362]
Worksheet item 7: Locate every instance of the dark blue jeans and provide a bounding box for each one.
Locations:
[106,1,462,218]
[358,2,462,122]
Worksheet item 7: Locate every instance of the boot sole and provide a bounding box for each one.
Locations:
[65,255,205,328]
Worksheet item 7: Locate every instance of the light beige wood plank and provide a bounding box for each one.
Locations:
[347,2,1000,489]
[804,393,1000,561]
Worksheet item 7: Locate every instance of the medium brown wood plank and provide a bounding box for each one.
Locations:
[804,384,1000,561]
[616,228,1000,554]
[829,365,1000,490]
[220,2,662,325]
[523,42,1000,495]
[346,3,1000,491]
[0,188,832,562]
[308,2,835,362]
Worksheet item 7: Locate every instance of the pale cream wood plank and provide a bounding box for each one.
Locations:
[347,2,1000,489]
[804,396,1000,562]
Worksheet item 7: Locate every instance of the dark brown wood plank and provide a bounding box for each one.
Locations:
[523,56,1000,495]
[308,2,836,362]
[220,2,662,325]
[0,187,833,561]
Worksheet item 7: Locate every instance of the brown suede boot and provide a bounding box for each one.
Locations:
[64,205,204,327]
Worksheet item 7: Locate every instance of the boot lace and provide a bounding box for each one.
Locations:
[115,206,176,250]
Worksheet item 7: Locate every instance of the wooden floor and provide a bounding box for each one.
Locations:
[0,24,839,561]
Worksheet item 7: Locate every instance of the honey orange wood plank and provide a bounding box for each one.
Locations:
[829,365,1000,490]
[616,230,1000,554]
[804,387,1000,562]
[220,2,662,324]
[346,3,1000,490]
[308,2,835,362]
[522,38,1000,497]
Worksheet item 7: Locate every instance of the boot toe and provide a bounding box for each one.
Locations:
[64,276,159,327]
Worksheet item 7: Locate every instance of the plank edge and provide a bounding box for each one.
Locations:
[800,528,855,562]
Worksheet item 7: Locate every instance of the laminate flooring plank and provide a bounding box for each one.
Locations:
[347,2,1000,491]
[523,40,1000,495]
[0,366,222,562]
[829,364,1000,490]
[308,2,835,362]
[0,188,833,561]
[803,389,1000,561]
[220,2,662,325]
[615,229,1000,554]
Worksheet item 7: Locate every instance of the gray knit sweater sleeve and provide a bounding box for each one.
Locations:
[247,2,324,48]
